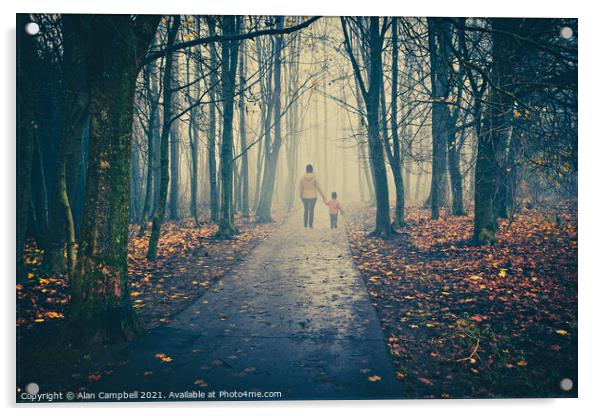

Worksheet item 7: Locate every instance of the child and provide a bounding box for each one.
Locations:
[324,192,344,229]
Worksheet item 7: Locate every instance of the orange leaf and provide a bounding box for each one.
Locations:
[88,374,102,382]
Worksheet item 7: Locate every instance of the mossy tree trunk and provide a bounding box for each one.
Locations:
[473,18,518,244]
[66,15,160,344]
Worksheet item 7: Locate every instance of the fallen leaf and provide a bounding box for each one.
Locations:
[194,379,208,387]
[418,377,433,385]
[88,374,102,382]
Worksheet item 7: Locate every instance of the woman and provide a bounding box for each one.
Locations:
[299,164,326,228]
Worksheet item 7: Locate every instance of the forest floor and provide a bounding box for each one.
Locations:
[76,208,399,401]
[17,214,279,395]
[347,204,578,398]
[18,208,400,401]
[16,204,578,400]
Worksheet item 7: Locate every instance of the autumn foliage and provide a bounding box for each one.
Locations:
[348,205,577,398]
[17,216,277,331]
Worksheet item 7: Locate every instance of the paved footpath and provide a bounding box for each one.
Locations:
[91,210,401,401]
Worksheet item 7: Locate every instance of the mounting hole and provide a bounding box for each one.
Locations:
[559,378,573,391]
[25,382,39,395]
[25,22,40,36]
[559,26,573,40]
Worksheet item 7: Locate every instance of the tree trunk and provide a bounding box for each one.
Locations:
[238,42,250,219]
[169,120,180,220]
[44,15,89,275]
[497,123,519,218]
[351,57,375,205]
[427,17,452,220]
[189,116,200,225]
[67,15,160,344]
[388,18,405,227]
[496,116,519,218]
[148,16,180,259]
[447,133,465,215]
[342,17,392,236]
[207,18,220,223]
[139,64,157,235]
[16,14,38,280]
[256,17,285,223]
[474,19,517,243]
[217,16,241,236]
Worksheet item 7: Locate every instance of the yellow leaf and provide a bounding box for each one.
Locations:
[498,269,507,278]
[555,329,569,336]
[517,360,528,367]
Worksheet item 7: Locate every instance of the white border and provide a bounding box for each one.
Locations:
[2,1,600,415]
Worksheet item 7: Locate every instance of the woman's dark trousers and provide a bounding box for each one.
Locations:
[302,198,317,228]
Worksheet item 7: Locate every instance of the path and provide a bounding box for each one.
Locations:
[91,209,400,401]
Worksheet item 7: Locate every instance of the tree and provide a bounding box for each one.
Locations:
[148,16,181,259]
[342,17,393,237]
[237,41,250,219]
[206,18,220,223]
[473,19,520,243]
[427,17,453,220]
[384,17,406,227]
[256,16,285,223]
[66,15,161,344]
[187,27,201,226]
[138,62,159,236]
[217,16,241,236]
[43,15,89,276]
[16,14,38,280]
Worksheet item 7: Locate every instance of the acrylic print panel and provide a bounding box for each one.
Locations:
[16,14,577,402]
